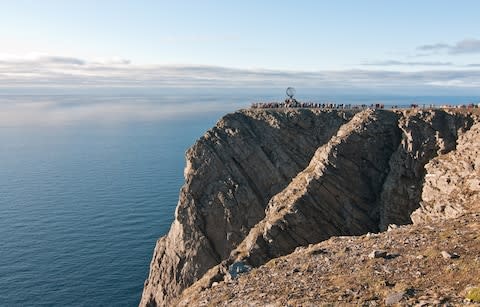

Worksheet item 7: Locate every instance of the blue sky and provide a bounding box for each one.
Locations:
[1,0,480,89]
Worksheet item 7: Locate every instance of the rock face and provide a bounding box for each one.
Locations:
[411,120,480,223]
[140,108,478,306]
[379,110,474,228]
[228,109,401,267]
[140,109,355,306]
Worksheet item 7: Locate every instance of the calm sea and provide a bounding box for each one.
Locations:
[0,88,478,306]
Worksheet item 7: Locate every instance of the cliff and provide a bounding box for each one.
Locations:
[140,108,479,306]
[140,109,356,306]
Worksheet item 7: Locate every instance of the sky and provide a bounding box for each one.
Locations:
[0,0,480,92]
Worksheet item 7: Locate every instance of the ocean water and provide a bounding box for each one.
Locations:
[0,118,224,306]
[0,89,478,306]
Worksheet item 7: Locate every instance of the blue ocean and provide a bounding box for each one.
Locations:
[0,88,478,306]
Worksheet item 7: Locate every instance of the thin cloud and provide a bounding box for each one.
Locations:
[0,54,86,65]
[39,55,86,65]
[362,60,453,66]
[91,57,131,65]
[0,53,480,89]
[417,38,480,54]
[0,53,130,66]
[416,43,450,52]
[451,39,480,54]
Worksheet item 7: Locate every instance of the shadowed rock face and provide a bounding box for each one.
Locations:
[140,108,477,307]
[140,109,356,306]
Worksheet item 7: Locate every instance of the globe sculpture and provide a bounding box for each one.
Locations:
[286,87,296,99]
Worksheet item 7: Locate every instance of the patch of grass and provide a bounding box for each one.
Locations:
[265,259,277,267]
[423,247,439,258]
[466,287,480,302]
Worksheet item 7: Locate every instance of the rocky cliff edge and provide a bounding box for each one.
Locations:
[140,108,479,306]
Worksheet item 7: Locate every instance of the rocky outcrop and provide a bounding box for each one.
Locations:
[411,120,480,223]
[140,109,356,306]
[379,110,474,228]
[141,107,479,306]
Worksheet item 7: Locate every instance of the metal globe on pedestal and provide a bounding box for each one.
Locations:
[286,87,296,99]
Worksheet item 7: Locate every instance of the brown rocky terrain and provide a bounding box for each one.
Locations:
[178,213,480,306]
[140,108,479,306]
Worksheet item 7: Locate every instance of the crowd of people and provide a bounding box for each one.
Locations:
[251,101,386,109]
[250,101,480,110]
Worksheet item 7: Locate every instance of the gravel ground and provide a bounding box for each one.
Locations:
[180,213,480,306]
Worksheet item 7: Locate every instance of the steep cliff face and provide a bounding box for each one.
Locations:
[229,109,401,266]
[141,108,478,307]
[140,109,356,306]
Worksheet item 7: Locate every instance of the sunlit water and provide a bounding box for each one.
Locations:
[0,89,477,306]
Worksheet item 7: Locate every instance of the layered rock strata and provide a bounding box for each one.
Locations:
[140,109,356,306]
[229,109,401,266]
[141,108,478,306]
